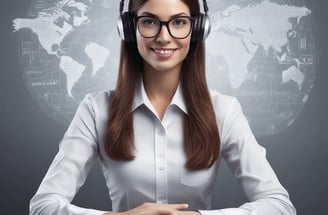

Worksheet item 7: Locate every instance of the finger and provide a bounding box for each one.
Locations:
[157,208,179,215]
[167,203,189,210]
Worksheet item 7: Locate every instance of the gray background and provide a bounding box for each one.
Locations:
[1,0,327,214]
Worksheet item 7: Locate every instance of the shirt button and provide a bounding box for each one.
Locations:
[159,166,165,170]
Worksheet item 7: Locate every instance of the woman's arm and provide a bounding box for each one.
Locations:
[103,202,194,215]
[30,94,107,215]
[200,96,296,215]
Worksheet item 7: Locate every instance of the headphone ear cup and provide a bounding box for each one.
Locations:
[191,13,210,43]
[191,14,204,43]
[118,12,136,42]
[203,14,211,41]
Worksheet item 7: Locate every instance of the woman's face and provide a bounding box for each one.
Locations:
[136,0,191,74]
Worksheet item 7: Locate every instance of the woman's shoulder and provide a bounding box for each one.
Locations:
[82,90,113,104]
[209,89,247,143]
[77,90,114,115]
[209,89,238,111]
[208,89,243,124]
[75,90,114,126]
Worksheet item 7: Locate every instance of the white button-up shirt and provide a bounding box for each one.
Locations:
[30,80,296,215]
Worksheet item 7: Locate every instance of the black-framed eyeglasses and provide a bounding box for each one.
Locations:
[135,15,194,39]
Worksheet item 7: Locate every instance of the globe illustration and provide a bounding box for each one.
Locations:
[12,0,316,137]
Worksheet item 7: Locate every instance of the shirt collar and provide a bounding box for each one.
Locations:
[132,79,187,114]
[132,80,144,111]
[170,82,187,114]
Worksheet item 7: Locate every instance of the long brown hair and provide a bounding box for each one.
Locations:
[105,0,220,170]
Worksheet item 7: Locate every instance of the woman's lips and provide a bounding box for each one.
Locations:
[151,48,177,58]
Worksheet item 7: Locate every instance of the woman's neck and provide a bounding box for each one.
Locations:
[142,65,181,120]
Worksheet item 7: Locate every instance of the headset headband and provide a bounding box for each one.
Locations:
[119,0,209,15]
[119,0,125,15]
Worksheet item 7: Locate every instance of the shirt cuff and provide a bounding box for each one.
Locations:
[198,208,256,215]
[85,208,108,215]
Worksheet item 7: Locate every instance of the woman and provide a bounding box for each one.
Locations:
[30,0,296,214]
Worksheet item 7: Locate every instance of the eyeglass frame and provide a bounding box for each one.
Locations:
[134,15,195,39]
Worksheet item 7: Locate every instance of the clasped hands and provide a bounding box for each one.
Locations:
[104,202,200,215]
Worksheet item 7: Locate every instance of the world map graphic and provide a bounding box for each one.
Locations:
[12,0,316,137]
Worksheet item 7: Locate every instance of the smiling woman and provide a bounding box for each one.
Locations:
[29,0,297,215]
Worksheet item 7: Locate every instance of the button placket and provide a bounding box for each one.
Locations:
[155,122,167,203]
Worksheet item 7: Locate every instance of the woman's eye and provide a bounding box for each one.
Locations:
[173,19,187,26]
[142,18,156,26]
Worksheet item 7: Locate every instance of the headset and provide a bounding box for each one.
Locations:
[117,0,211,43]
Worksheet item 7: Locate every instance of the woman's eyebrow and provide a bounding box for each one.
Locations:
[139,12,188,18]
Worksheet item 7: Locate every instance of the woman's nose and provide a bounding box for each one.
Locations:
[156,24,171,43]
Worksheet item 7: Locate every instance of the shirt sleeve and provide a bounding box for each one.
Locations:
[199,97,296,215]
[30,94,107,215]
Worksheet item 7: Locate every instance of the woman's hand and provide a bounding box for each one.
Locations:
[103,202,199,215]
[177,211,200,215]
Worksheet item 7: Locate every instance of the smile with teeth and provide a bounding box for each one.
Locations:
[152,48,176,55]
